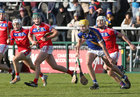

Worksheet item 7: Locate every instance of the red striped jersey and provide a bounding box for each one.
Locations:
[29,22,53,48]
[0,21,12,44]
[97,27,119,53]
[10,28,30,52]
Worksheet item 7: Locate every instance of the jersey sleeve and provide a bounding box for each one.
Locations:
[29,27,33,35]
[10,31,14,45]
[77,32,82,39]
[8,21,13,30]
[49,25,54,32]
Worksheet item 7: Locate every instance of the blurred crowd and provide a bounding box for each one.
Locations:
[0,0,140,42]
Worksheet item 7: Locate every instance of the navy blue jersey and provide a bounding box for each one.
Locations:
[78,27,104,50]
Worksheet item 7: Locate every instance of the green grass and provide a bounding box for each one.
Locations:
[0,73,139,97]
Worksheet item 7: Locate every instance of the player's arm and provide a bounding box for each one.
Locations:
[28,32,37,45]
[44,28,58,41]
[117,32,136,50]
[7,31,14,45]
[75,38,84,57]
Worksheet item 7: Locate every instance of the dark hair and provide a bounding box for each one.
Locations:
[73,0,78,3]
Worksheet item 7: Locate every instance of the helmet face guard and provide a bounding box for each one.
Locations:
[12,19,22,30]
[96,16,106,23]
[12,19,22,25]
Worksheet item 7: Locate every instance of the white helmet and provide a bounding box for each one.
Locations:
[96,16,106,23]
[12,19,22,25]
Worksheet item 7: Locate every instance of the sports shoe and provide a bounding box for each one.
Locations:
[123,75,131,88]
[24,81,38,87]
[89,83,99,90]
[42,75,48,86]
[11,71,15,81]
[120,85,129,89]
[10,77,20,84]
[71,71,78,84]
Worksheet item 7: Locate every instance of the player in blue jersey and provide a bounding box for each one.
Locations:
[75,19,130,89]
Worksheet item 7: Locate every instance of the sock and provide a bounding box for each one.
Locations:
[67,70,73,76]
[8,68,12,73]
[122,75,126,79]
[16,73,19,78]
[93,79,98,84]
[33,78,38,84]
[40,73,44,80]
[120,81,125,86]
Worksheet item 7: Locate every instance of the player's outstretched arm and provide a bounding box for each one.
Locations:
[117,32,136,50]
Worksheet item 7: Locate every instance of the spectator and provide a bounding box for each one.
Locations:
[21,2,32,18]
[114,0,130,26]
[86,5,96,26]
[106,8,115,28]
[17,7,31,26]
[131,11,140,41]
[67,2,76,20]
[67,12,80,46]
[81,2,89,17]
[121,12,132,27]
[30,2,39,9]
[72,0,85,20]
[48,2,57,25]
[131,0,140,19]
[121,12,133,41]
[90,0,101,11]
[56,5,71,41]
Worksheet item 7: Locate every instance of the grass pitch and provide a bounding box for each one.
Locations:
[0,73,139,97]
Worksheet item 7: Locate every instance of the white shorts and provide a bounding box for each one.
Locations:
[0,44,8,55]
[110,51,119,62]
[88,48,105,57]
[40,46,53,54]
[21,49,31,59]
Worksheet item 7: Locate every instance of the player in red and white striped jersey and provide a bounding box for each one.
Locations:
[96,16,136,89]
[24,13,77,87]
[0,9,13,76]
[9,19,47,86]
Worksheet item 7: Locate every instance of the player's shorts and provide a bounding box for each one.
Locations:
[40,45,53,54]
[88,48,105,57]
[21,49,31,59]
[109,51,119,63]
[0,44,8,55]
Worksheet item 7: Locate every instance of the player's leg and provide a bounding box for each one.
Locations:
[46,54,78,84]
[23,58,48,86]
[46,54,74,75]
[103,64,128,89]
[102,56,131,88]
[25,51,49,87]
[10,52,27,84]
[0,45,12,73]
[86,52,99,90]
